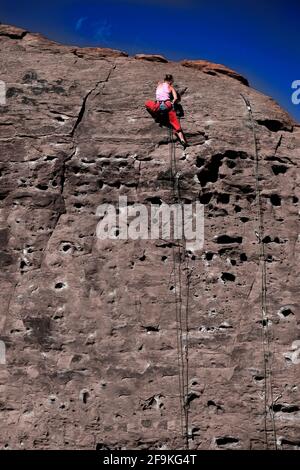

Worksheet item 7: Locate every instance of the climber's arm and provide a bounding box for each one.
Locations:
[170,86,178,104]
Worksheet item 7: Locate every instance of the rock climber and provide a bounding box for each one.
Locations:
[145,74,188,148]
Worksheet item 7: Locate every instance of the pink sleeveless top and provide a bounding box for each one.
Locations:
[156,82,170,101]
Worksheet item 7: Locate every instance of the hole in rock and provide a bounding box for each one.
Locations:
[141,395,164,410]
[217,193,230,204]
[219,323,233,329]
[142,325,160,332]
[205,252,214,261]
[270,194,281,206]
[45,155,56,161]
[55,282,66,290]
[215,235,242,244]
[20,260,28,271]
[225,150,248,160]
[61,243,72,253]
[271,404,300,413]
[256,319,269,327]
[196,156,205,167]
[146,196,162,205]
[216,436,239,446]
[22,71,38,83]
[279,307,294,318]
[262,236,282,244]
[81,391,89,404]
[240,253,248,262]
[6,87,23,98]
[218,247,233,256]
[272,165,288,175]
[257,119,287,132]
[208,400,223,410]
[191,427,200,438]
[186,392,200,405]
[199,192,212,204]
[246,194,255,204]
[221,272,236,282]
[53,312,64,320]
[36,184,48,190]
[197,154,223,187]
[226,160,236,169]
[280,438,300,448]
[254,375,264,381]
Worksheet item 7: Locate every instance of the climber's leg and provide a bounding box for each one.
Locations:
[167,106,187,147]
[145,100,159,117]
[168,108,182,133]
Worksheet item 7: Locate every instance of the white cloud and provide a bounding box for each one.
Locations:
[75,16,112,44]
[93,19,112,42]
[75,16,88,31]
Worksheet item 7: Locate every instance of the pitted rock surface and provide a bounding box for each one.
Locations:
[0,23,299,450]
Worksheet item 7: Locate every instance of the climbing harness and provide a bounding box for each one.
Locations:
[241,94,278,450]
[158,100,169,112]
[168,127,192,449]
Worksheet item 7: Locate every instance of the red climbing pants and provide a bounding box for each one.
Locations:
[145,100,182,132]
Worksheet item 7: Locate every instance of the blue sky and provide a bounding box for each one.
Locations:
[1,0,299,121]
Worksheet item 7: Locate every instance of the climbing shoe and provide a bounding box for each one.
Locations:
[179,138,188,149]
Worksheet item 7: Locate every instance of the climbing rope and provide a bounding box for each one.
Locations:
[168,127,185,446]
[168,127,192,449]
[241,94,278,450]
